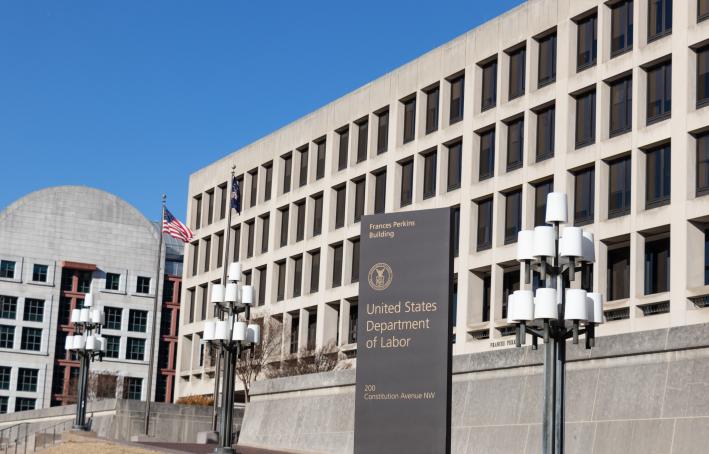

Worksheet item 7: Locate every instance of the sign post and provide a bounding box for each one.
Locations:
[354,208,453,454]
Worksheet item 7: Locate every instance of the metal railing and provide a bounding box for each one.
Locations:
[32,419,75,452]
[0,423,29,454]
[0,417,78,454]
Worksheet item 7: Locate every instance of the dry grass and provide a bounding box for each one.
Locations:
[42,434,163,454]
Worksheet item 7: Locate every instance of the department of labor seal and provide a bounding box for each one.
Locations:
[368,263,393,291]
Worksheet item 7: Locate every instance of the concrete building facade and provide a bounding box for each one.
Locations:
[177,0,709,399]
[0,186,182,413]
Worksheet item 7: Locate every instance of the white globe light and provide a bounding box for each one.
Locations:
[559,227,583,258]
[228,262,241,282]
[246,324,261,345]
[233,321,247,341]
[225,283,238,303]
[545,192,568,224]
[586,293,604,324]
[65,335,74,351]
[582,231,595,263]
[70,309,81,324]
[534,288,558,320]
[203,319,216,341]
[564,289,588,321]
[533,226,556,257]
[211,284,225,304]
[516,230,535,261]
[84,293,93,308]
[241,286,254,306]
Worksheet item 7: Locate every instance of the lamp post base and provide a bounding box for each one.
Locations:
[213,447,237,454]
[71,424,89,432]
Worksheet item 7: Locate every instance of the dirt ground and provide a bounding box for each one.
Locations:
[41,437,163,454]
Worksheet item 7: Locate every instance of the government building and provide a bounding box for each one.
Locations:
[176,0,709,400]
[0,186,182,413]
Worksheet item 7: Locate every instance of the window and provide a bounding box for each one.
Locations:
[477,198,493,251]
[0,397,7,414]
[377,110,389,154]
[279,208,289,247]
[645,236,670,294]
[0,367,9,390]
[307,311,316,351]
[338,127,349,171]
[575,90,596,148]
[15,398,35,412]
[298,145,308,187]
[400,159,414,206]
[403,97,416,143]
[257,267,267,306]
[316,139,326,179]
[374,170,386,214]
[32,264,48,282]
[610,77,632,136]
[536,105,555,161]
[423,150,437,199]
[193,195,202,230]
[261,215,270,253]
[425,86,439,134]
[0,296,17,319]
[647,61,672,123]
[23,299,44,322]
[335,186,346,229]
[104,307,122,330]
[0,261,15,279]
[504,189,522,244]
[701,0,709,20]
[481,59,497,111]
[608,156,632,218]
[233,225,241,262]
[136,276,150,294]
[574,167,595,225]
[502,268,520,319]
[450,75,464,124]
[216,231,224,268]
[452,207,460,257]
[698,47,709,107]
[191,242,199,276]
[608,244,630,300]
[481,272,492,322]
[310,249,320,293]
[17,368,38,392]
[348,304,358,343]
[312,194,323,236]
[206,189,214,224]
[479,128,495,180]
[289,315,299,354]
[354,179,366,222]
[128,310,148,332]
[648,0,672,41]
[0,325,14,349]
[351,238,360,283]
[508,46,526,100]
[697,132,709,196]
[124,377,142,400]
[77,271,91,293]
[219,182,227,220]
[332,244,343,288]
[106,273,120,291]
[506,117,524,171]
[104,335,120,358]
[293,256,303,298]
[263,162,273,201]
[611,1,634,56]
[534,180,554,227]
[447,141,462,191]
[705,230,709,284]
[127,338,145,361]
[577,14,598,70]
[21,327,41,351]
[249,170,258,208]
[646,144,671,208]
[295,201,305,242]
[357,119,368,162]
[276,261,286,301]
[537,32,557,87]
[203,237,211,273]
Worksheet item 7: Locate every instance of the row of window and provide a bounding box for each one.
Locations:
[0,396,36,414]
[0,325,42,351]
[0,260,49,283]
[104,307,148,332]
[0,366,39,392]
[0,296,44,322]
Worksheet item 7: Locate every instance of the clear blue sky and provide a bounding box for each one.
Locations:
[0,0,524,221]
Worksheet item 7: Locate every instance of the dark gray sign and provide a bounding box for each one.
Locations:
[354,208,453,454]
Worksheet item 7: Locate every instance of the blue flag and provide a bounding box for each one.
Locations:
[230,174,241,214]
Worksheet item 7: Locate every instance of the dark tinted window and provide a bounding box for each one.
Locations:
[607,244,630,300]
[351,239,360,283]
[577,14,598,70]
[450,76,464,123]
[506,118,524,171]
[508,47,526,100]
[648,0,672,41]
[608,156,632,218]
[477,198,493,251]
[258,267,267,305]
[645,237,670,294]
[296,202,306,241]
[374,170,386,214]
[357,120,368,163]
[701,0,709,20]
[646,144,671,208]
[479,128,495,180]
[611,1,634,56]
[338,127,349,170]
[261,214,269,253]
[574,167,595,225]
[698,47,709,107]
[316,140,326,179]
[504,189,522,244]
[282,155,292,194]
[279,208,289,247]
[377,110,389,154]
[481,59,497,111]
[299,148,308,187]
[403,97,416,143]
[610,77,632,136]
[447,141,462,191]
[335,186,346,228]
[400,159,414,206]
[276,261,286,301]
[293,256,303,298]
[332,244,343,288]
[534,179,554,227]
[575,90,596,148]
[312,194,323,236]
[538,33,557,87]
[452,206,460,257]
[353,179,365,222]
[423,151,437,199]
[264,163,273,201]
[425,87,439,134]
[310,250,320,293]
[249,171,258,207]
[536,105,555,161]
[246,220,255,257]
[647,61,672,123]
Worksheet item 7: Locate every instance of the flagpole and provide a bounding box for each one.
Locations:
[212,165,236,431]
[144,194,166,436]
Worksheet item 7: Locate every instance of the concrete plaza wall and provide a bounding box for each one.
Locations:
[240,323,709,454]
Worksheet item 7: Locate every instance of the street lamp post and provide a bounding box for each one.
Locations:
[64,293,105,431]
[203,262,260,454]
[506,192,604,454]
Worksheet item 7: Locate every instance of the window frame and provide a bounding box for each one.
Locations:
[645,143,671,209]
[576,13,598,72]
[648,0,673,43]
[480,58,498,111]
[609,76,633,137]
[608,156,633,219]
[646,60,672,125]
[537,31,557,88]
[610,0,634,57]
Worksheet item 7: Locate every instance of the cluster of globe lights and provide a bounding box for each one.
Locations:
[65,293,106,354]
[203,262,261,347]
[507,192,604,348]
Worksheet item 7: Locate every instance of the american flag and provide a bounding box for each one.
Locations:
[162,208,194,243]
